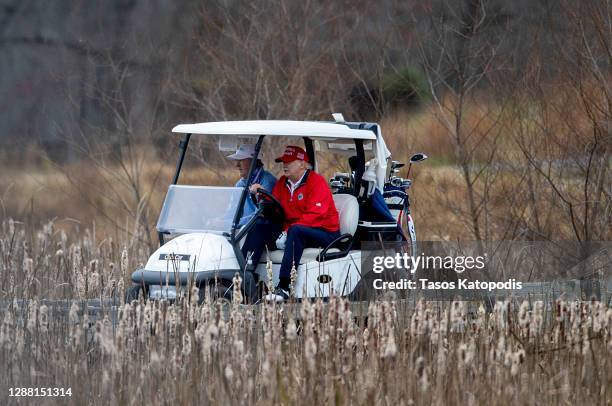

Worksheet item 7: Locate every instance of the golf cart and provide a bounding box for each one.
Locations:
[128,115,427,303]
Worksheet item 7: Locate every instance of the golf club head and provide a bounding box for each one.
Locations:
[409,153,428,163]
[391,160,405,169]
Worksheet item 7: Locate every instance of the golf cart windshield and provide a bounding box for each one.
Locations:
[156,185,243,234]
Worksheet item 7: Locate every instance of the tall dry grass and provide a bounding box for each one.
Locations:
[2,295,611,405]
[0,221,611,405]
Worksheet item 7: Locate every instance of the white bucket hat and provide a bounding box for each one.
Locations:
[226,144,261,160]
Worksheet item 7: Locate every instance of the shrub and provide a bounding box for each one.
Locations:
[382,66,430,108]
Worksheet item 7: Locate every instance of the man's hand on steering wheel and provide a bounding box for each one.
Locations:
[255,188,285,223]
[256,188,283,210]
[249,183,262,194]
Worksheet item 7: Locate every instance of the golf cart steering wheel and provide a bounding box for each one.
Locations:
[256,188,285,222]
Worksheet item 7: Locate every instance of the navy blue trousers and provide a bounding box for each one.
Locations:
[242,222,340,283]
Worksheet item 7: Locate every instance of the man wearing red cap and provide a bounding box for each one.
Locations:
[242,145,340,301]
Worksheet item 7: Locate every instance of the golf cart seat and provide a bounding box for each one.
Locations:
[260,194,359,264]
[332,193,359,235]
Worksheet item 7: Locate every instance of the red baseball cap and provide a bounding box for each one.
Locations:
[274,145,310,163]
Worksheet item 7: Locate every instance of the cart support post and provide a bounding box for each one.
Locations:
[353,139,365,194]
[158,133,192,246]
[172,133,192,185]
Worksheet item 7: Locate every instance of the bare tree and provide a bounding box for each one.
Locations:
[511,0,611,243]
[56,50,175,249]
[172,0,388,122]
[413,0,520,248]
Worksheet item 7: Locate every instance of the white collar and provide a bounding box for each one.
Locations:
[286,170,308,195]
[288,170,307,187]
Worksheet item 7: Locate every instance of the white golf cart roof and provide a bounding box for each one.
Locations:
[172,118,391,191]
[172,120,377,140]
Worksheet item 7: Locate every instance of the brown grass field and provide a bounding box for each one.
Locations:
[1,158,611,405]
[0,218,610,404]
[0,220,611,405]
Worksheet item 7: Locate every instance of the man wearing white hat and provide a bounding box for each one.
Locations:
[227,144,277,226]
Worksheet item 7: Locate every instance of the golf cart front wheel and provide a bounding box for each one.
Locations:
[198,282,233,305]
[125,285,146,303]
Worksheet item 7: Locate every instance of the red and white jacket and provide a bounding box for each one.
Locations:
[272,170,340,232]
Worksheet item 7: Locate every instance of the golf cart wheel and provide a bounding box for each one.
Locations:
[198,281,233,305]
[125,285,146,303]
